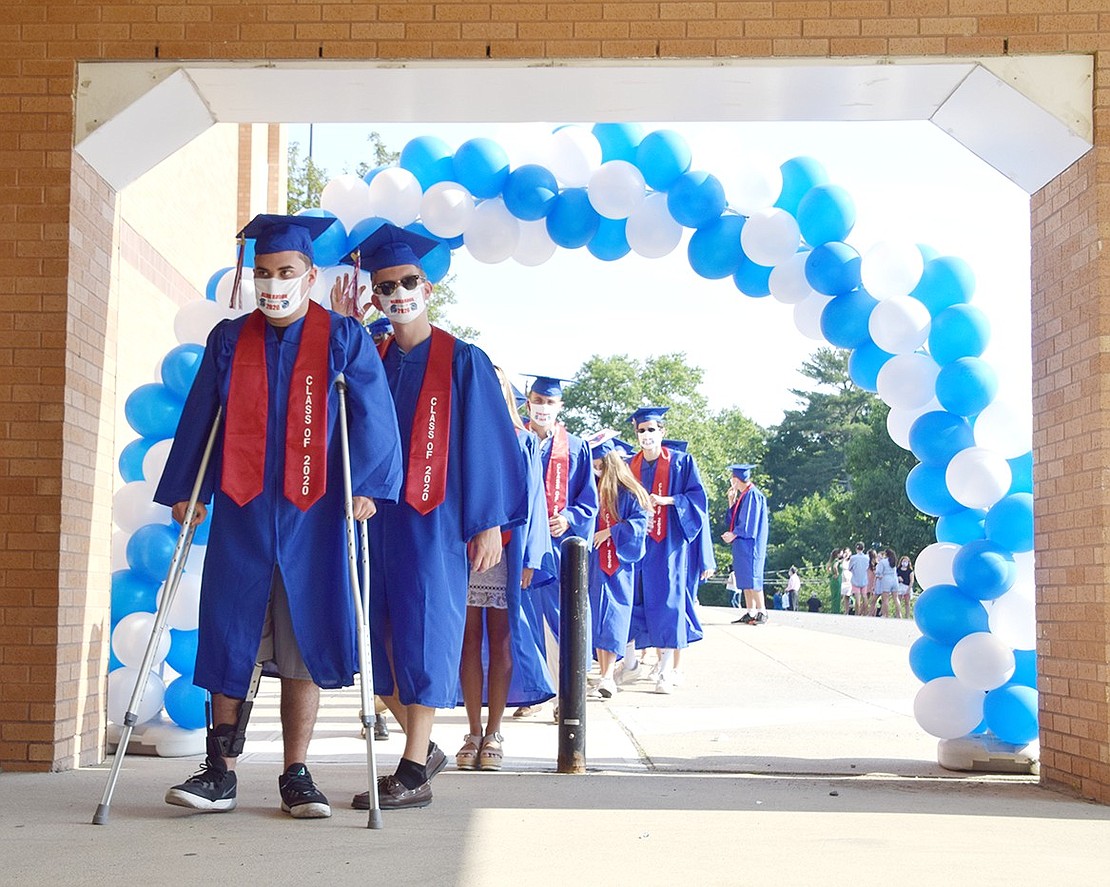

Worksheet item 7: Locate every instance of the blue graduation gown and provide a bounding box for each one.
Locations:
[154,311,403,698]
[729,486,769,590]
[629,448,708,650]
[532,429,599,644]
[368,332,528,708]
[588,488,649,656]
[456,429,556,708]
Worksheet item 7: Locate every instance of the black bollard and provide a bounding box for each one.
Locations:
[557,535,589,774]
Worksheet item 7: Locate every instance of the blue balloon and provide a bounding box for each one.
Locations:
[110,569,160,624]
[545,188,600,249]
[296,208,347,266]
[166,628,199,677]
[733,253,772,298]
[905,463,963,517]
[688,215,743,280]
[1007,451,1034,494]
[126,523,179,583]
[952,539,1016,601]
[797,184,855,245]
[346,216,388,255]
[404,223,451,283]
[593,123,644,163]
[911,256,974,316]
[444,233,465,251]
[160,344,205,400]
[164,675,208,730]
[935,507,987,545]
[805,241,861,296]
[909,411,975,466]
[848,339,894,392]
[917,243,940,263]
[205,267,232,302]
[124,384,184,441]
[666,170,727,229]
[1011,649,1037,688]
[587,218,630,262]
[935,357,998,417]
[118,438,156,483]
[983,684,1038,745]
[503,165,560,221]
[928,304,990,365]
[914,584,989,645]
[452,138,510,199]
[908,636,955,682]
[399,135,454,190]
[109,648,123,671]
[634,130,692,191]
[775,156,829,216]
[984,493,1034,553]
[820,288,877,349]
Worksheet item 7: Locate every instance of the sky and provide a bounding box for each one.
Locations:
[286,120,1032,429]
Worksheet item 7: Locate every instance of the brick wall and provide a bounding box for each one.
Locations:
[1,1,1108,799]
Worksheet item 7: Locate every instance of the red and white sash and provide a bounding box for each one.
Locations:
[597,505,619,576]
[544,423,570,518]
[631,447,671,542]
[728,486,750,533]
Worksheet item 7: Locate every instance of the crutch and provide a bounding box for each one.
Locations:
[335,374,383,830]
[93,407,223,825]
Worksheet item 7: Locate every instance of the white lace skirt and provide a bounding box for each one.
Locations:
[467,557,509,609]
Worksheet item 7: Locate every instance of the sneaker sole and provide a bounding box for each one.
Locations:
[281,801,331,819]
[165,790,237,812]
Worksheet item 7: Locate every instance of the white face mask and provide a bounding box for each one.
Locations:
[528,402,560,428]
[637,427,663,450]
[901,560,910,568]
[381,282,427,325]
[254,269,310,319]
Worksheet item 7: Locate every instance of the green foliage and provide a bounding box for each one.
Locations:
[765,488,849,575]
[353,133,400,177]
[287,142,329,214]
[426,274,479,341]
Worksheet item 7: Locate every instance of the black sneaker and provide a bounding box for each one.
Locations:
[755,612,768,624]
[732,613,754,625]
[278,763,331,819]
[165,758,237,812]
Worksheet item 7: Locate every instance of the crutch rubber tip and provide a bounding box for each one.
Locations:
[368,809,383,830]
[92,804,109,825]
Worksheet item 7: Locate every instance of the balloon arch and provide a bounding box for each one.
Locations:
[110,123,1038,754]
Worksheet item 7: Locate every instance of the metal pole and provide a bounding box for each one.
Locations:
[557,535,589,775]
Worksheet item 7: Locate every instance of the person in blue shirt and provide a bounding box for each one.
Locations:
[722,464,770,625]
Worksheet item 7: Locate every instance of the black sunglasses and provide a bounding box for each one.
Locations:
[372,275,425,297]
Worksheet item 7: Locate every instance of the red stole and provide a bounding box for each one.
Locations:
[222,303,331,511]
[597,505,619,576]
[631,447,671,542]
[378,327,457,514]
[544,424,570,518]
[728,486,750,533]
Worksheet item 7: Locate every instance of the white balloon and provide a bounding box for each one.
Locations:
[951,631,1016,690]
[112,611,171,668]
[625,192,682,259]
[496,122,556,169]
[1013,550,1036,588]
[367,167,423,226]
[320,174,374,232]
[160,571,202,632]
[861,240,925,300]
[465,198,520,264]
[113,481,171,534]
[973,398,1034,459]
[729,152,783,215]
[141,439,174,488]
[214,268,255,311]
[188,545,207,568]
[107,666,165,727]
[587,160,646,220]
[740,208,801,267]
[885,407,919,450]
[173,300,226,346]
[545,126,602,187]
[769,252,817,305]
[111,530,131,571]
[988,591,1037,650]
[915,542,960,588]
[913,676,985,739]
[946,446,1012,509]
[420,181,476,238]
[869,295,931,355]
[793,292,833,341]
[513,219,558,267]
[876,352,940,411]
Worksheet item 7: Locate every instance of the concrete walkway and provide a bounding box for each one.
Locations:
[3,608,1107,886]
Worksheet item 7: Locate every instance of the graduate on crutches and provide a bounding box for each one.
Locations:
[98,214,402,823]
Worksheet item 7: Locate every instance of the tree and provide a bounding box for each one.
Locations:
[354,132,400,177]
[287,141,329,214]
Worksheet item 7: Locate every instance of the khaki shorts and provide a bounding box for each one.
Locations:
[256,571,312,682]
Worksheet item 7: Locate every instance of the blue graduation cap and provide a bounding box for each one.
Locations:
[510,382,528,410]
[586,428,619,458]
[728,463,756,481]
[238,214,336,263]
[662,439,688,453]
[367,315,393,338]
[628,406,669,426]
[523,374,575,399]
[342,223,439,273]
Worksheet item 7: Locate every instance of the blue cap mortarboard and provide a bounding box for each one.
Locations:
[525,375,574,398]
[238,214,336,263]
[728,463,755,480]
[511,382,528,410]
[343,223,439,273]
[586,429,619,458]
[628,406,669,426]
[662,439,688,453]
[367,316,393,337]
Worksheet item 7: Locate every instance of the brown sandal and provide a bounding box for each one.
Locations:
[456,733,481,770]
[479,732,504,771]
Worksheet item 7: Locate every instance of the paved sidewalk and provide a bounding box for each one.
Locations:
[3,607,1107,886]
